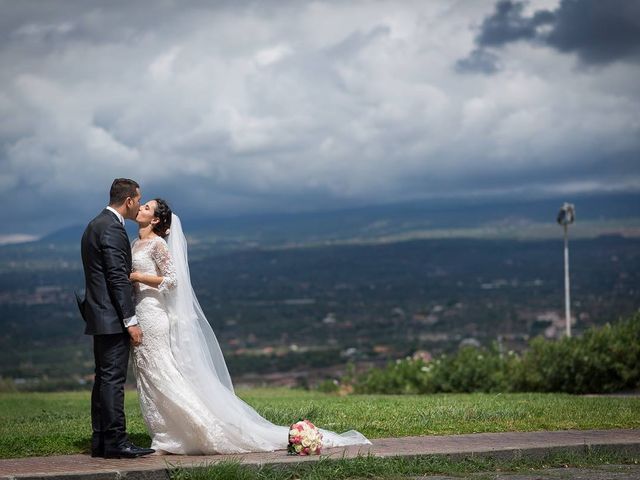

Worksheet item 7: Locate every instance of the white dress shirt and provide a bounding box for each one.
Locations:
[106,206,138,328]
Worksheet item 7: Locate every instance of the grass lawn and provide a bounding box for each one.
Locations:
[1,388,639,459]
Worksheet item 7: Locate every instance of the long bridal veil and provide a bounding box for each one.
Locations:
[165,213,234,393]
[164,214,370,452]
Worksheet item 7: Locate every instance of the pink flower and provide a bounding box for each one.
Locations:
[289,420,323,456]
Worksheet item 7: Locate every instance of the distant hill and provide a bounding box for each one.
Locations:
[20,191,640,250]
[1,192,638,388]
[38,223,140,244]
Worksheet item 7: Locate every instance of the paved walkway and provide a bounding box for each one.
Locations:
[1,429,638,480]
[414,464,640,480]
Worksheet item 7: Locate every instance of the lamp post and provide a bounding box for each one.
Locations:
[556,203,575,337]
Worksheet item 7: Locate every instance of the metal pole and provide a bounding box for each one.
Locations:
[563,223,571,337]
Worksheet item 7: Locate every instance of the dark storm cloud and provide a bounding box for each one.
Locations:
[476,0,554,47]
[455,48,501,74]
[461,0,640,73]
[1,1,639,236]
[546,0,640,64]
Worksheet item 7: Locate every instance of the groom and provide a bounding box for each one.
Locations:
[77,178,154,459]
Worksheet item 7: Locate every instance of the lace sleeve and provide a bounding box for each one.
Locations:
[151,238,177,292]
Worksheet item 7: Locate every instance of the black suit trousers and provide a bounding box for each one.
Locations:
[92,333,130,451]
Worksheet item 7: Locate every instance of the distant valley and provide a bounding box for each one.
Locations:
[0,192,638,390]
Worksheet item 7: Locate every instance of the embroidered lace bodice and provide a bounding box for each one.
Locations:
[132,236,177,294]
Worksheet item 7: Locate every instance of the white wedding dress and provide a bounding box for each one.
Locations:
[131,216,370,455]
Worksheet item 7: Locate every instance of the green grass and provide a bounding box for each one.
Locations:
[170,450,640,480]
[1,388,639,459]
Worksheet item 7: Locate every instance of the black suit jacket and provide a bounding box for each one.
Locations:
[78,209,135,335]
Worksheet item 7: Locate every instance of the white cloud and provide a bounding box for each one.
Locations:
[149,46,182,81]
[254,44,292,67]
[0,0,638,234]
[14,21,74,38]
[0,234,39,245]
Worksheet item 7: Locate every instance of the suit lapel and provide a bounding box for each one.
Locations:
[103,208,123,226]
[102,209,132,269]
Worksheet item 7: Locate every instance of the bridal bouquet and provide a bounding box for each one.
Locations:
[287,419,323,455]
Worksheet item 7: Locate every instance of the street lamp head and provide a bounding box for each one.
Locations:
[557,202,575,226]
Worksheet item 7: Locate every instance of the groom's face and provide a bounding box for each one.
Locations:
[124,188,142,220]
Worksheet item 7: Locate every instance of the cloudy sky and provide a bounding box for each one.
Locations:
[1,0,639,237]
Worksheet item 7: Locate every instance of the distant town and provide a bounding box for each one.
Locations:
[1,227,638,390]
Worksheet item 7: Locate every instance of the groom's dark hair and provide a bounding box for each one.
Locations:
[109,178,140,206]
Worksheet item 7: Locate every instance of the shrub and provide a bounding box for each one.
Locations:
[352,313,640,394]
[353,357,424,394]
[316,379,341,394]
[515,313,640,393]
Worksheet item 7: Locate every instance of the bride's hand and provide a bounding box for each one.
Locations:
[130,272,142,283]
[127,325,143,347]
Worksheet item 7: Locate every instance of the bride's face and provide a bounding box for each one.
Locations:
[136,200,159,227]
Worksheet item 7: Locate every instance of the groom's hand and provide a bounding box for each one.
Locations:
[128,325,143,346]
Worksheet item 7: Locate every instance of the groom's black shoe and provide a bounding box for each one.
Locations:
[90,436,104,458]
[103,442,155,459]
[91,448,104,458]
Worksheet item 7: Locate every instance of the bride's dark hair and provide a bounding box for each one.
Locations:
[152,198,172,238]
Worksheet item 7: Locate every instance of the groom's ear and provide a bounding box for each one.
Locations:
[126,194,138,207]
[128,188,141,207]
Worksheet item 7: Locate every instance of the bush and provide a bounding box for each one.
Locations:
[354,346,516,394]
[353,313,640,394]
[354,357,431,395]
[514,313,640,393]
[316,379,340,394]
[435,345,512,393]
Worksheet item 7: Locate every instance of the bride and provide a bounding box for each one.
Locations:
[129,198,370,455]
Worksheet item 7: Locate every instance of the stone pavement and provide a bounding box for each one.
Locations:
[0,429,638,480]
[414,464,640,480]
